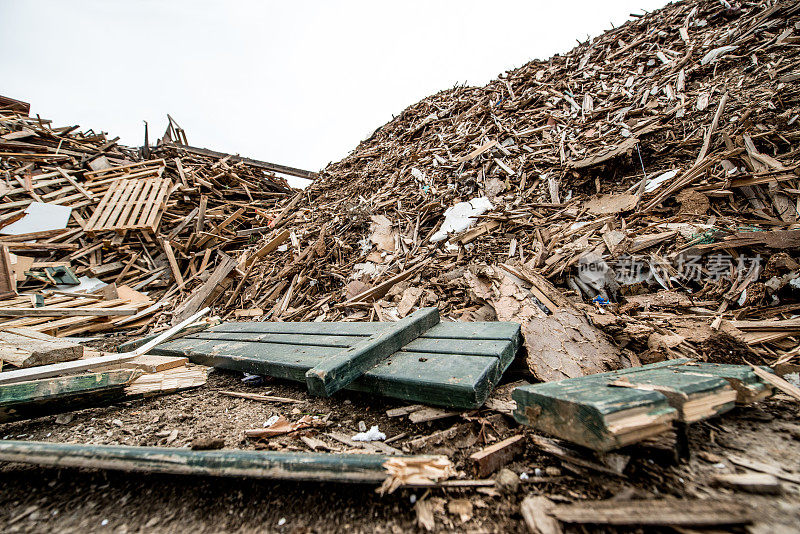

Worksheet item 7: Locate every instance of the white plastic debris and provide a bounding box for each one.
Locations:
[519,472,529,480]
[786,373,800,388]
[352,424,386,442]
[430,197,493,242]
[264,415,280,427]
[628,169,678,194]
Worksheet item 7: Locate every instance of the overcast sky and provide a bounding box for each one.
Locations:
[2,1,668,174]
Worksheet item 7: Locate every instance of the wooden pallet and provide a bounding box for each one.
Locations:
[84,177,172,235]
[145,308,522,409]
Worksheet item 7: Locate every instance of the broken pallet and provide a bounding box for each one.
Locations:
[512,359,772,451]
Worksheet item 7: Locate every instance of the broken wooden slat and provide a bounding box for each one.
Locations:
[0,327,83,368]
[469,434,525,477]
[0,369,140,422]
[547,499,752,527]
[512,360,773,451]
[0,440,445,484]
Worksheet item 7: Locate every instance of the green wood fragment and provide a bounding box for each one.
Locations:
[0,440,445,484]
[0,370,140,423]
[146,313,522,409]
[512,360,773,451]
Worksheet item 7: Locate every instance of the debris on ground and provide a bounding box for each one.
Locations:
[2,0,800,531]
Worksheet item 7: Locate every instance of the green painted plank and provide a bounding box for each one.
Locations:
[512,360,774,451]
[512,375,676,452]
[210,322,383,335]
[0,440,446,484]
[180,332,513,359]
[154,338,329,381]
[306,307,441,396]
[184,331,360,348]
[352,351,501,408]
[0,370,140,423]
[675,362,772,403]
[205,320,520,341]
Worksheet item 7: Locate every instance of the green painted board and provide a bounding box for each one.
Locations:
[0,440,445,484]
[0,369,140,423]
[305,307,440,397]
[512,360,773,452]
[148,316,521,409]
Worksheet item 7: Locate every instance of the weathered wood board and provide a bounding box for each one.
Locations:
[0,369,140,422]
[0,327,83,368]
[512,360,773,451]
[148,319,521,409]
[0,440,443,484]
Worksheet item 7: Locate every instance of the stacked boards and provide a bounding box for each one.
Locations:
[146,308,521,409]
[512,359,773,451]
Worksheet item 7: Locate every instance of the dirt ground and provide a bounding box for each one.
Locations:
[1,365,799,533]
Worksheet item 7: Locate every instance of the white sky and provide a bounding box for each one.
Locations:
[1,1,668,173]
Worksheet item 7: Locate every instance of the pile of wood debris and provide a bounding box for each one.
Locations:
[0,0,797,392]
[233,0,800,381]
[0,96,314,339]
[1,0,800,531]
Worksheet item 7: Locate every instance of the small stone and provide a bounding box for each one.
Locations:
[112,419,124,427]
[495,468,520,493]
[55,414,74,425]
[191,437,225,450]
[358,420,367,432]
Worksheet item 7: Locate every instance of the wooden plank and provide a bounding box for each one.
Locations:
[469,435,525,477]
[0,307,209,385]
[305,307,440,396]
[512,360,772,451]
[0,369,139,422]
[174,144,316,180]
[0,328,83,367]
[172,253,237,322]
[0,245,16,299]
[0,441,444,484]
[161,239,184,287]
[548,499,752,527]
[0,307,137,317]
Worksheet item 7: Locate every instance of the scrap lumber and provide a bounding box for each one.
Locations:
[547,499,752,527]
[172,253,237,323]
[0,369,140,422]
[0,440,446,484]
[0,328,83,367]
[469,434,525,477]
[0,307,209,385]
[512,360,773,451]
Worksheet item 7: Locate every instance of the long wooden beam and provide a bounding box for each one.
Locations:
[0,441,445,484]
[172,144,317,180]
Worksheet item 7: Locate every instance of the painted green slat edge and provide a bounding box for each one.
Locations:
[0,370,141,423]
[0,440,445,484]
[305,307,440,397]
